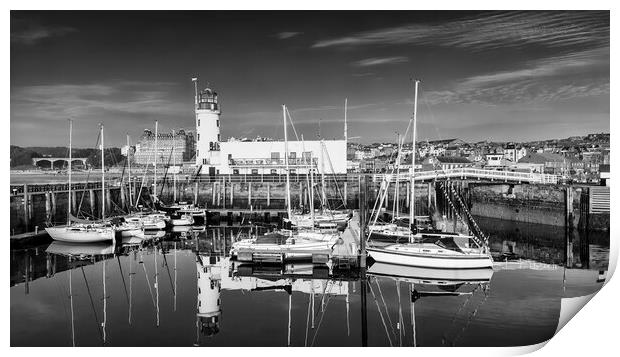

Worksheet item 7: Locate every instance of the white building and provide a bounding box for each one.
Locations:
[193,79,347,175]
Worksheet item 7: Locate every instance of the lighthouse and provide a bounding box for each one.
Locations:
[193,78,222,174]
[195,254,222,339]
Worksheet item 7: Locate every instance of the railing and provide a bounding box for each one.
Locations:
[372,168,558,184]
[229,158,318,166]
[589,186,610,213]
[10,168,560,195]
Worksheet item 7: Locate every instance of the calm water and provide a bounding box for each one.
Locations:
[10,218,609,347]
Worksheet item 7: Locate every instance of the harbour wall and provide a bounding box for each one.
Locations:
[468,183,609,232]
[9,175,608,236]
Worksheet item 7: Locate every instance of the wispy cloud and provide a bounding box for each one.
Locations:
[423,47,609,106]
[276,31,302,39]
[11,81,185,122]
[313,11,609,51]
[11,18,76,45]
[352,56,408,67]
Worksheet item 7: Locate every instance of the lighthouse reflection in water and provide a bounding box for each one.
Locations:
[10,223,609,347]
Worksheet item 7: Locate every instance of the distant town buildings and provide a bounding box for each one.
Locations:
[133,128,195,166]
[346,132,610,185]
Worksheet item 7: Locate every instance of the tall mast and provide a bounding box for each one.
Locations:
[101,123,105,220]
[320,141,326,212]
[127,134,133,207]
[102,259,107,343]
[283,105,292,220]
[344,98,348,143]
[302,134,315,227]
[409,80,420,240]
[69,269,75,346]
[67,119,72,224]
[173,144,177,203]
[393,133,401,220]
[154,120,158,202]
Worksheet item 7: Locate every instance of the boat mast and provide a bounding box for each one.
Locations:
[101,123,105,220]
[320,141,326,212]
[394,133,401,220]
[155,246,160,327]
[173,141,177,203]
[154,120,158,203]
[127,134,133,207]
[68,119,72,224]
[283,105,292,220]
[409,80,420,241]
[410,283,416,347]
[344,98,348,144]
[102,259,107,343]
[69,268,75,346]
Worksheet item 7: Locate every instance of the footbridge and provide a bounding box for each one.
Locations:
[32,157,88,168]
[374,168,558,184]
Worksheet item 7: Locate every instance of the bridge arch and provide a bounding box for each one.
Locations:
[32,157,88,170]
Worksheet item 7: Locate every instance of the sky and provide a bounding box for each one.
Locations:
[10,10,610,147]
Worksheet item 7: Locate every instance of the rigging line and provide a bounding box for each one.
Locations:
[53,272,70,330]
[158,146,175,198]
[116,255,130,305]
[452,284,490,346]
[76,131,101,218]
[442,284,481,346]
[396,280,405,344]
[422,94,443,142]
[285,106,301,141]
[375,278,398,339]
[158,241,176,295]
[368,279,394,347]
[310,281,335,347]
[80,266,104,341]
[322,141,347,210]
[140,252,157,308]
[304,291,312,347]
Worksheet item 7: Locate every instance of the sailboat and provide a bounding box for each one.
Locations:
[230,105,340,262]
[367,80,493,269]
[126,121,169,230]
[46,121,116,243]
[284,101,351,230]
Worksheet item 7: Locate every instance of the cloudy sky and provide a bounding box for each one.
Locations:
[11,11,609,147]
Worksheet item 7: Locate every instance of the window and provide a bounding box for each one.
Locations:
[251,169,259,175]
[216,120,220,127]
[302,152,312,161]
[270,169,277,174]
[228,154,232,160]
[290,169,296,174]
[202,158,207,165]
[197,133,200,141]
[233,169,239,175]
[289,152,296,159]
[196,149,199,157]
[217,134,221,141]
[271,152,280,159]
[198,119,200,126]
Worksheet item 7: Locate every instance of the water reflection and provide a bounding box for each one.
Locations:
[10,218,610,347]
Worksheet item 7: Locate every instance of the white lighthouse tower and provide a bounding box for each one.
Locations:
[195,254,222,339]
[193,78,222,174]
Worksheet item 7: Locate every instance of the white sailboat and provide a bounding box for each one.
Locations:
[367,80,493,269]
[46,121,115,243]
[230,105,340,262]
[284,101,351,230]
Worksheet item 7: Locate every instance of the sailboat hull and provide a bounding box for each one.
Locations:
[45,226,115,243]
[367,261,493,283]
[367,246,493,269]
